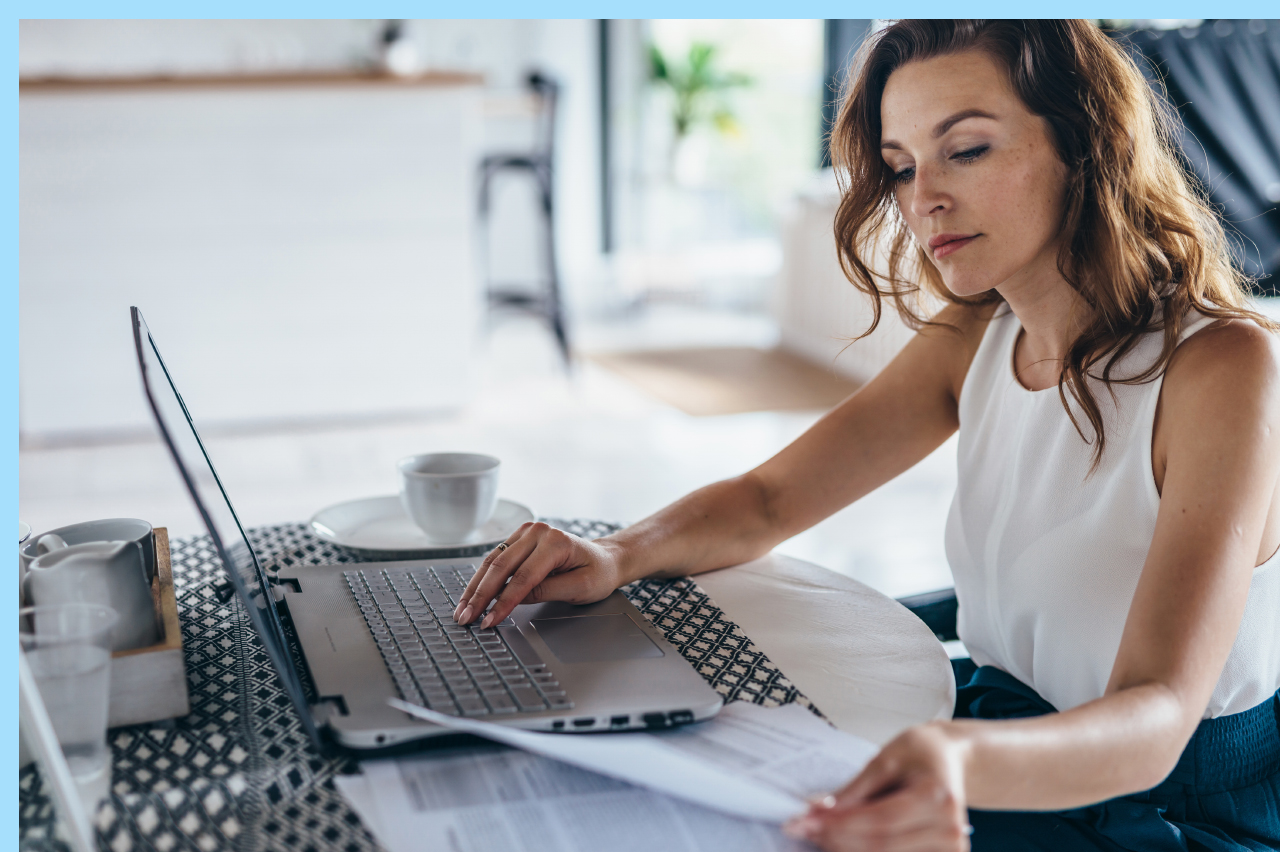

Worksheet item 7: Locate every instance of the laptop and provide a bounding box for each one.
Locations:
[130,306,723,751]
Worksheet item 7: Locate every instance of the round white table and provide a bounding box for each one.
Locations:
[696,553,956,745]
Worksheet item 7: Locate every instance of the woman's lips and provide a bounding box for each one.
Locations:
[929,234,979,259]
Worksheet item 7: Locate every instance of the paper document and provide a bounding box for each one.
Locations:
[336,745,804,852]
[387,699,878,823]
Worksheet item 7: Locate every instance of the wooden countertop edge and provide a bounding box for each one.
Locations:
[19,69,485,93]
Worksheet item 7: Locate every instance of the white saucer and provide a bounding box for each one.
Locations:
[309,496,535,558]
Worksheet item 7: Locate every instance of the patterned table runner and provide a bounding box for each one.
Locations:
[20,520,821,852]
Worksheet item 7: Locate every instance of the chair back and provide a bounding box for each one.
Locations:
[527,71,560,162]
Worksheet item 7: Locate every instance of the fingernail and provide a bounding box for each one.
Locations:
[480,613,494,629]
[817,795,837,810]
[457,605,473,625]
[782,817,819,839]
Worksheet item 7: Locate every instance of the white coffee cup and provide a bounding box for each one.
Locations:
[26,541,160,652]
[398,453,501,543]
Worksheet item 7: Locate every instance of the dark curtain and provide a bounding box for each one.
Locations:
[820,20,872,168]
[1120,22,1280,292]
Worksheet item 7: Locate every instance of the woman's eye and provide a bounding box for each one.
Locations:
[952,145,989,163]
[891,167,915,184]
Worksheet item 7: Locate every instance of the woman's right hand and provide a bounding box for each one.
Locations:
[452,522,627,628]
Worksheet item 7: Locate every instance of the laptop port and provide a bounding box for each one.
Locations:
[551,720,565,731]
[610,715,630,728]
[642,712,669,729]
[668,710,695,725]
[572,717,595,728]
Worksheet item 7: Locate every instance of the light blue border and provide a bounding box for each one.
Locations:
[10,6,1280,17]
[7,15,18,846]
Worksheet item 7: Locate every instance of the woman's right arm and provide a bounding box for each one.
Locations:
[454,303,985,628]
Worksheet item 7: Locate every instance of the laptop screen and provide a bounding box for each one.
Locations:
[131,306,322,750]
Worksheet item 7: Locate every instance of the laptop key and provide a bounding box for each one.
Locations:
[458,698,489,717]
[509,686,546,710]
[547,696,574,709]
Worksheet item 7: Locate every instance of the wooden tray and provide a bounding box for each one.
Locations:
[108,527,190,728]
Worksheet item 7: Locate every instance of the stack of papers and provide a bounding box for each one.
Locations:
[334,702,878,852]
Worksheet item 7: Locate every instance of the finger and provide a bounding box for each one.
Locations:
[820,751,903,812]
[831,783,937,833]
[800,786,964,852]
[457,528,541,624]
[481,533,573,627]
[807,778,964,845]
[455,528,527,618]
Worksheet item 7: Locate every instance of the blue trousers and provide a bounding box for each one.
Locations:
[950,659,1280,851]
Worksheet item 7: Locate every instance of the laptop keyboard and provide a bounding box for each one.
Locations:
[345,566,574,718]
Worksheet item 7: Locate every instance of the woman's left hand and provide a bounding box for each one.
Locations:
[784,723,972,851]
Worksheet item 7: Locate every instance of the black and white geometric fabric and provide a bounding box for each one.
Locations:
[19,520,821,852]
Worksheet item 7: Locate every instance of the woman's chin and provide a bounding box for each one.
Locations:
[940,275,998,300]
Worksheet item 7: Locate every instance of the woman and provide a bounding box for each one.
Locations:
[455,20,1280,851]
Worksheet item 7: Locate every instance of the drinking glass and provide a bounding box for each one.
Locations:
[19,604,118,807]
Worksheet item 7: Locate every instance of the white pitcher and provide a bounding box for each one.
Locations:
[26,542,160,652]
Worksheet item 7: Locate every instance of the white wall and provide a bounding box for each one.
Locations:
[20,83,483,438]
[18,20,540,90]
[19,20,613,439]
[19,20,379,78]
[19,20,609,299]
[775,173,915,382]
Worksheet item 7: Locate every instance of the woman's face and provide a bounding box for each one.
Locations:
[879,50,1069,299]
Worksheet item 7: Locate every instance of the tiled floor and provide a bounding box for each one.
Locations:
[19,306,957,601]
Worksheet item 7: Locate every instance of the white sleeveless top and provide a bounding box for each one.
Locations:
[945,306,1280,718]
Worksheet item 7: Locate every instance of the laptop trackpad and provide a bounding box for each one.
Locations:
[530,613,664,663]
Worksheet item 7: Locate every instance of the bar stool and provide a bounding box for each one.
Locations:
[478,71,570,364]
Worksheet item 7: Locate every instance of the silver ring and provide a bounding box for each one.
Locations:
[494,542,509,553]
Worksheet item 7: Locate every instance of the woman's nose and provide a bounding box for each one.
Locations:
[908,165,951,219]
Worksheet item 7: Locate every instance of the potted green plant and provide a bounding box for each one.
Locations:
[649,41,752,182]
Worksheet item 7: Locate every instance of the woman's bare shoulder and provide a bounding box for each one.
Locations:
[1162,317,1280,431]
[1167,318,1280,393]
[913,299,1004,399]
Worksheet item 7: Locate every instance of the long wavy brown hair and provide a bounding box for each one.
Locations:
[831,19,1274,465]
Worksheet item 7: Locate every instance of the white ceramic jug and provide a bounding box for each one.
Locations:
[26,542,160,651]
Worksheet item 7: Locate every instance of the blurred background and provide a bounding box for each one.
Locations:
[19,19,1280,601]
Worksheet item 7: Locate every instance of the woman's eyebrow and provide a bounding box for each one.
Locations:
[880,108,999,150]
[933,108,997,137]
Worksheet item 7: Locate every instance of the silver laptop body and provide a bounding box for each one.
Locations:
[132,307,723,752]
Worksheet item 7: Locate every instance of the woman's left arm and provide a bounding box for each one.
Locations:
[790,321,1280,850]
